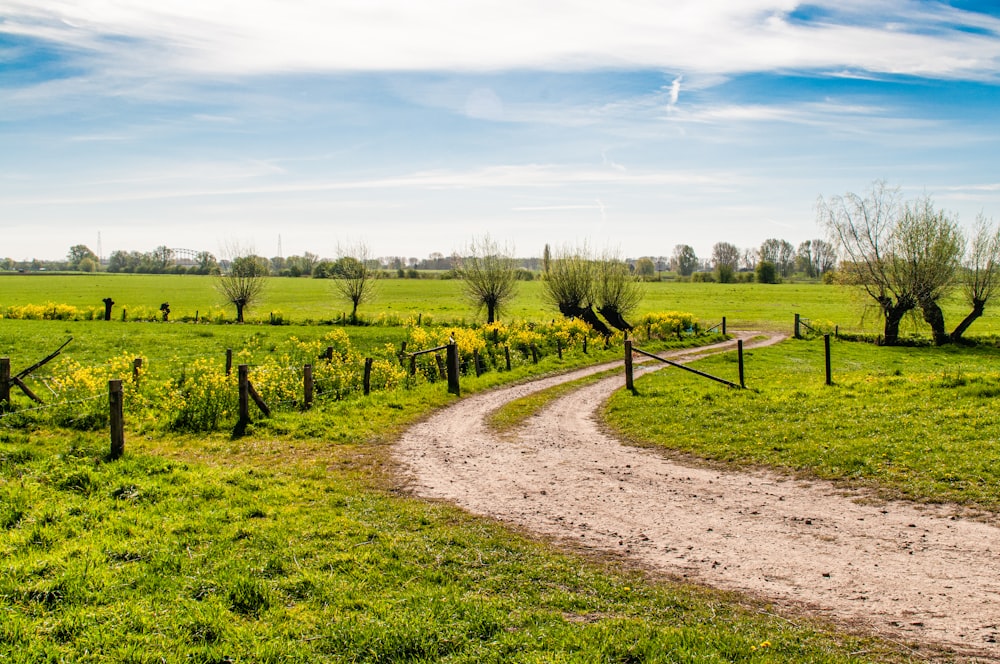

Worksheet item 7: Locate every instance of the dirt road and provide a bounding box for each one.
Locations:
[395,333,1000,660]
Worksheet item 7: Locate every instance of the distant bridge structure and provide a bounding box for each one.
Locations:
[170,248,212,265]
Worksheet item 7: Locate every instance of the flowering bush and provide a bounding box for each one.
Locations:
[7,311,705,432]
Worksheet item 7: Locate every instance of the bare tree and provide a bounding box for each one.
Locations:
[952,214,1000,342]
[819,181,916,344]
[334,242,379,323]
[457,235,519,324]
[595,250,643,332]
[216,247,268,323]
[811,239,837,275]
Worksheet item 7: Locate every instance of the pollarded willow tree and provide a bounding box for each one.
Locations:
[334,242,380,323]
[216,252,269,323]
[595,250,642,331]
[820,181,998,345]
[542,246,643,336]
[952,214,1000,342]
[896,196,964,345]
[457,235,519,324]
[819,181,916,345]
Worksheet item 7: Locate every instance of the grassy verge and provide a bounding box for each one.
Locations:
[487,369,618,436]
[605,336,1000,510]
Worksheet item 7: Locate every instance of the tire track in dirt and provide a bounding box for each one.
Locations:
[395,332,1000,660]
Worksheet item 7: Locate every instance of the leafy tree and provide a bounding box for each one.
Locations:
[67,245,98,271]
[711,242,740,283]
[333,242,379,323]
[671,244,698,276]
[457,235,519,324]
[634,257,656,281]
[755,260,778,284]
[216,252,268,323]
[194,251,219,275]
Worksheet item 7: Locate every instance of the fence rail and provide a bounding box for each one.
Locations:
[625,340,743,391]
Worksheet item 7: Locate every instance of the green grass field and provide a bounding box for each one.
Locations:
[2,274,996,661]
[606,337,1000,510]
[5,272,1000,337]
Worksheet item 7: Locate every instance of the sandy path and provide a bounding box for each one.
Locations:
[395,333,1000,660]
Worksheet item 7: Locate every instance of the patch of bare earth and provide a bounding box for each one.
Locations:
[394,333,1000,661]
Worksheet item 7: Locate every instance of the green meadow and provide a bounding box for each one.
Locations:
[2,273,996,661]
[5,272,1000,336]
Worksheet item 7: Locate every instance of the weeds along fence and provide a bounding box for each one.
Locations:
[0,312,720,445]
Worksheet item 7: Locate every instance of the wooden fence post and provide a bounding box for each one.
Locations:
[557,340,562,360]
[722,316,727,335]
[504,346,511,371]
[435,353,446,379]
[238,364,250,426]
[530,344,538,364]
[363,357,373,395]
[121,307,127,322]
[624,340,634,392]
[226,349,233,376]
[409,354,417,376]
[399,341,408,367]
[738,339,745,389]
[1,358,10,408]
[133,358,142,387]
[473,349,483,377]
[583,337,588,354]
[446,343,460,396]
[304,364,313,409]
[794,313,801,339]
[824,334,832,386]
[109,379,124,459]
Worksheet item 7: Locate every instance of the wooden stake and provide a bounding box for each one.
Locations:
[825,334,832,386]
[0,358,10,408]
[446,343,460,396]
[363,357,373,395]
[109,380,124,459]
[738,339,745,389]
[238,364,250,425]
[303,364,313,409]
[624,340,634,392]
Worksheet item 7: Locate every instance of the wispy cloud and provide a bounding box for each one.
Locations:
[5,1,1000,81]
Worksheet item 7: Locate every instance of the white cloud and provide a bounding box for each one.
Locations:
[5,1,1000,81]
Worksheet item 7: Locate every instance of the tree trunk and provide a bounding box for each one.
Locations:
[880,296,913,346]
[486,302,496,324]
[236,303,245,323]
[560,303,612,337]
[919,298,950,345]
[351,301,358,324]
[951,299,986,343]
[597,305,633,332]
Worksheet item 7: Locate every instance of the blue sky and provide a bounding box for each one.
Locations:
[2,1,1000,262]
